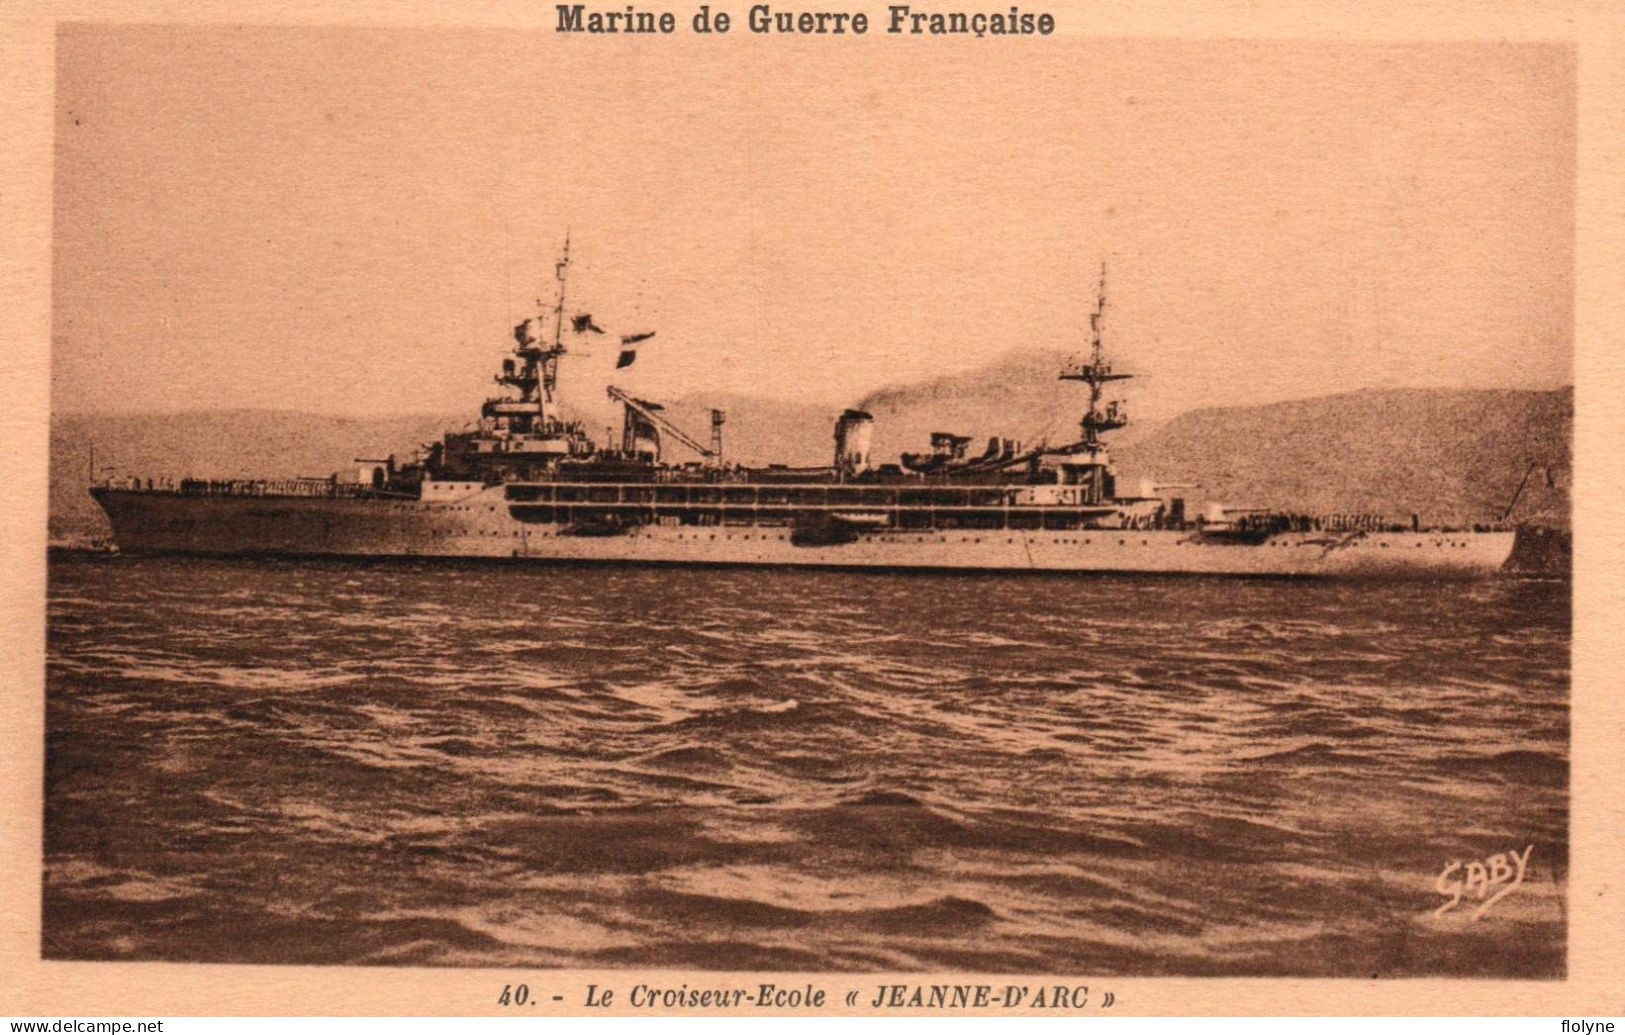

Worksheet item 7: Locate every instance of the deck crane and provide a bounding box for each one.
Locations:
[606,385,723,466]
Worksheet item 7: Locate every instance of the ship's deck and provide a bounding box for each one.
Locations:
[94,480,1508,537]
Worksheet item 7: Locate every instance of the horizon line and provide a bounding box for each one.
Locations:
[50,380,1576,424]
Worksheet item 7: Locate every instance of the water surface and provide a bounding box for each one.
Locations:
[44,555,1568,975]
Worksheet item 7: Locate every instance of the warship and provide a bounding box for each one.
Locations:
[91,243,1517,577]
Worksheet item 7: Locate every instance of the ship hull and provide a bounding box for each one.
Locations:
[91,487,1517,578]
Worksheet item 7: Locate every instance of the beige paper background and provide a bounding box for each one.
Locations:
[3,0,1620,1016]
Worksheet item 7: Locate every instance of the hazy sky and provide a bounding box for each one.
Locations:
[53,26,1573,422]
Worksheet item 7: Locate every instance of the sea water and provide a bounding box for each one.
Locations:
[43,554,1568,975]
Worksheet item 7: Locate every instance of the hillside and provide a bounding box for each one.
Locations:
[50,353,1570,539]
[1114,387,1570,529]
[853,351,1568,528]
[655,393,834,469]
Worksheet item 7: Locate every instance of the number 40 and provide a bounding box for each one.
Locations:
[498,983,530,1007]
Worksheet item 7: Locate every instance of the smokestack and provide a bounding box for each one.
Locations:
[833,409,874,475]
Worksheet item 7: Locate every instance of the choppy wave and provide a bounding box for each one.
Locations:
[44,556,1568,975]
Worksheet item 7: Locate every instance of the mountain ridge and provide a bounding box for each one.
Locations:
[48,349,1570,539]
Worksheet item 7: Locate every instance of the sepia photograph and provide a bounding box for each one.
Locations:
[14,2,1600,1014]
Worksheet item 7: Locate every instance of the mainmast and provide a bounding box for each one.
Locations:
[1059,263,1133,504]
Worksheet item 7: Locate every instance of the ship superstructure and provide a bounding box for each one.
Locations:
[89,247,1517,577]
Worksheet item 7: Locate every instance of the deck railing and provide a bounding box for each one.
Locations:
[100,476,396,499]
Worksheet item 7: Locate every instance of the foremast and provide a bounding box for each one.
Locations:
[1059,264,1133,504]
[495,235,573,433]
[406,235,600,483]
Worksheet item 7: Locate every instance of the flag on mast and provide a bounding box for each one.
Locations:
[617,331,656,369]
